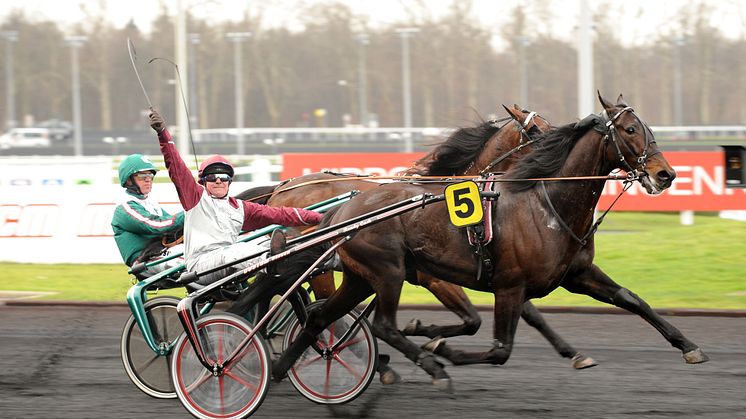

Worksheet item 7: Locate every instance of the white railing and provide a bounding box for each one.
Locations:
[180,125,746,151]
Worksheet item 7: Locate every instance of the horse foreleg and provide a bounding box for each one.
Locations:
[520,301,597,369]
[403,273,482,338]
[562,264,709,364]
[424,286,522,367]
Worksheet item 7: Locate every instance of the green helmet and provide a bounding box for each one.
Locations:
[118,154,158,187]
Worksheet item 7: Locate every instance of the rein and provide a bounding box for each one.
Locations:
[540,177,634,246]
[540,104,653,246]
[262,173,634,197]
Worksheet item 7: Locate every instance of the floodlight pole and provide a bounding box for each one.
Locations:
[1,31,18,131]
[226,32,252,155]
[396,27,419,152]
[354,34,369,127]
[577,0,594,118]
[189,33,200,129]
[66,35,87,156]
[176,0,189,157]
[673,37,685,126]
[516,36,529,107]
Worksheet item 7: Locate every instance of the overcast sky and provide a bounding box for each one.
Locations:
[2,0,744,48]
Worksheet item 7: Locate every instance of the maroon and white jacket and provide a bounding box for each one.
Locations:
[158,129,323,271]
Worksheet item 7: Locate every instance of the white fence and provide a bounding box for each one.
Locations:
[0,182,267,264]
[0,156,278,263]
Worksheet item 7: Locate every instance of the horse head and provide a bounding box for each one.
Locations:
[471,106,552,175]
[502,104,552,139]
[597,92,676,194]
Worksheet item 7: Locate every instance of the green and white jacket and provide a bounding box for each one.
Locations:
[111,190,185,266]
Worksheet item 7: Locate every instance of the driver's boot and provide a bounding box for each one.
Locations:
[266,229,287,279]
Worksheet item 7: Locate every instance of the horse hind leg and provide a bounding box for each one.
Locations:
[403,273,482,339]
[422,287,523,367]
[520,301,597,369]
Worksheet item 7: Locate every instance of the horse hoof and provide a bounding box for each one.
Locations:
[379,367,402,385]
[432,377,454,393]
[403,318,421,335]
[683,348,710,364]
[570,354,598,369]
[421,337,446,353]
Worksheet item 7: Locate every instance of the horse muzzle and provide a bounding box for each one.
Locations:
[640,167,676,195]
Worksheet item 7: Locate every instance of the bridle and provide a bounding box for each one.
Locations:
[478,111,545,175]
[540,105,661,247]
[599,106,660,181]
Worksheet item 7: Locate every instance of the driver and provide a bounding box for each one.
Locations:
[149,108,323,284]
[111,154,185,276]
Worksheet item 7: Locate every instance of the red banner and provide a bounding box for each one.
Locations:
[282,152,746,211]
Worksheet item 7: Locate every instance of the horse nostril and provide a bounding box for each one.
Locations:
[657,170,676,185]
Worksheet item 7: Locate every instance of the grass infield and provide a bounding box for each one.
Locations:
[1,212,744,309]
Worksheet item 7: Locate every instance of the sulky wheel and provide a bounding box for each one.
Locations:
[120,295,182,399]
[283,301,378,404]
[171,312,271,419]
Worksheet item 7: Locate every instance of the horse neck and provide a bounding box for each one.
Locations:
[465,125,523,176]
[542,131,611,233]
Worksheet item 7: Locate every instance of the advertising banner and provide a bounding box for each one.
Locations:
[282,151,746,211]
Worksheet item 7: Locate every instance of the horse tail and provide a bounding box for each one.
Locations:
[235,184,277,204]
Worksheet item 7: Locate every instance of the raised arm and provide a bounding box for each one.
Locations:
[150,108,203,210]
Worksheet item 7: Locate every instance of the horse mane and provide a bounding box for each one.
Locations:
[504,122,595,192]
[414,121,500,176]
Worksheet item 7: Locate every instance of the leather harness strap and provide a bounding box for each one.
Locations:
[467,174,499,287]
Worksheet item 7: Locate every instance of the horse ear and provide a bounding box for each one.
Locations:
[597,90,614,110]
[502,104,522,121]
[616,94,629,107]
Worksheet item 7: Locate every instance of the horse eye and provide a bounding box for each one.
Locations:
[625,127,636,134]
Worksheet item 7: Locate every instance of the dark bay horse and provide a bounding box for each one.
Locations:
[273,93,708,391]
[235,106,596,369]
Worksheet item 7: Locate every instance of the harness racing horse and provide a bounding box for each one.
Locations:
[234,106,596,371]
[273,93,708,391]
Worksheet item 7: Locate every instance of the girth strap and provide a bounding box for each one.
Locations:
[467,175,499,286]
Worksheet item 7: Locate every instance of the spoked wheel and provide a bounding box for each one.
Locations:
[264,288,313,358]
[172,312,271,419]
[120,295,181,399]
[283,301,378,404]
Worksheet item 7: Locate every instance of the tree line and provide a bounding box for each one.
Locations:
[1,0,744,132]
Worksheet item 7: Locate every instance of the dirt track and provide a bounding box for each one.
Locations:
[0,305,744,418]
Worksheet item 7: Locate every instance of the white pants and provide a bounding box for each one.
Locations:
[190,238,270,285]
[140,244,186,277]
